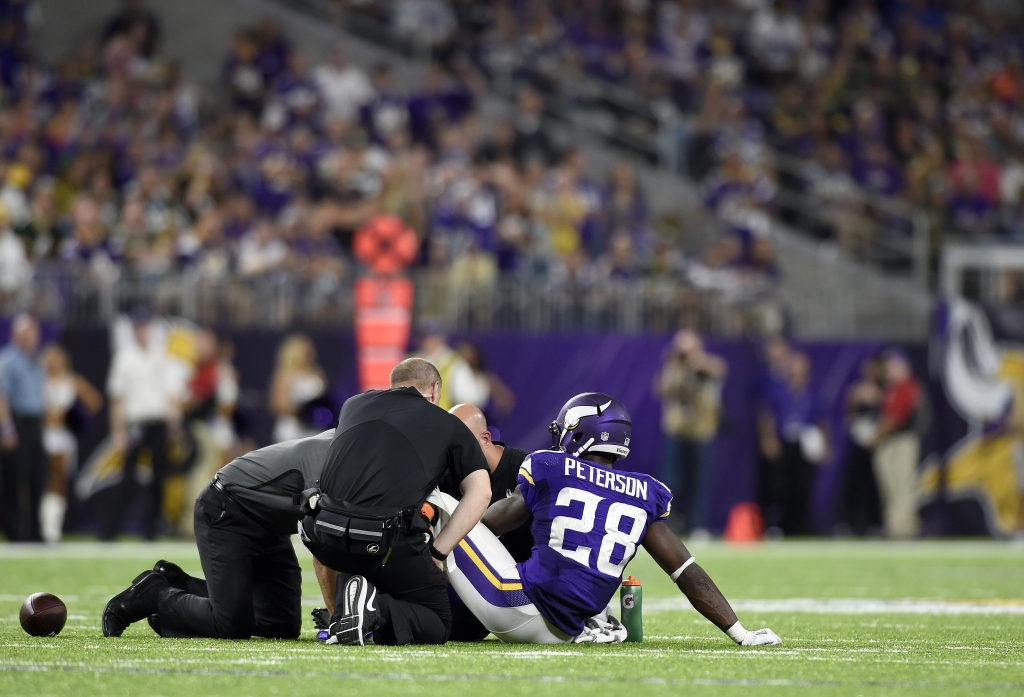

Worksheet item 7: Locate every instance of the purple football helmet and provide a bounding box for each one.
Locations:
[552,392,632,461]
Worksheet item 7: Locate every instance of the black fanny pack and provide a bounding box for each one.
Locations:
[297,488,405,556]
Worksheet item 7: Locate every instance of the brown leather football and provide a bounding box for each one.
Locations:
[19,592,67,637]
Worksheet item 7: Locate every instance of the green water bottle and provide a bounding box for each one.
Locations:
[620,575,643,642]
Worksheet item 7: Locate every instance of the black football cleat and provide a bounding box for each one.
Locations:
[102,571,169,637]
[147,613,161,634]
[311,607,331,631]
[153,559,189,590]
[325,575,381,646]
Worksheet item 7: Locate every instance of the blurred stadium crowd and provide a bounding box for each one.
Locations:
[0,0,786,333]
[0,0,1017,327]
[362,0,1024,251]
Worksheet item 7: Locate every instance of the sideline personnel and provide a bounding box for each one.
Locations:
[0,314,46,542]
[102,430,333,639]
[304,358,490,646]
[446,404,533,562]
[313,404,533,639]
[446,404,533,641]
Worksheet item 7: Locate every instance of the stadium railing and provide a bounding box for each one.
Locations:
[12,268,355,329]
[771,152,932,288]
[941,243,1024,302]
[414,271,781,335]
[5,268,780,335]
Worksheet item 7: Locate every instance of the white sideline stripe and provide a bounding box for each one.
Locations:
[648,598,1024,615]
[1,663,1022,691]
[3,594,1022,615]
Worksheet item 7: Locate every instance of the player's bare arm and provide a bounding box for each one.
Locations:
[641,521,781,646]
[481,486,530,536]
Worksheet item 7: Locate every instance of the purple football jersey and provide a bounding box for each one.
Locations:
[515,450,673,636]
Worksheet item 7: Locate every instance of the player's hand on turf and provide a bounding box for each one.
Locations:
[741,628,781,646]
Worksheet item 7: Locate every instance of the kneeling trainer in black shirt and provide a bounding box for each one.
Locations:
[303,359,490,645]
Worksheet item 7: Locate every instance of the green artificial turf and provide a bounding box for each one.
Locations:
[2,540,1023,696]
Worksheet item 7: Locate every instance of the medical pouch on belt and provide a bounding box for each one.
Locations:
[300,489,403,556]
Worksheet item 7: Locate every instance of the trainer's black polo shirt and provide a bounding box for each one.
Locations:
[489,442,535,562]
[319,388,488,515]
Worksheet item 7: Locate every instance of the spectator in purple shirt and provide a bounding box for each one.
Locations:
[839,99,887,164]
[853,142,904,197]
[407,62,472,148]
[251,149,302,216]
[177,208,229,279]
[594,234,638,282]
[266,51,322,131]
[948,171,998,237]
[757,350,828,536]
[61,196,118,276]
[360,63,409,146]
[223,30,266,117]
[253,17,290,86]
[596,160,650,257]
[569,11,625,82]
[222,192,257,247]
[293,206,347,319]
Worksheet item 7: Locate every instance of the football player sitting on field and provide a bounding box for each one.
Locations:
[430,392,782,645]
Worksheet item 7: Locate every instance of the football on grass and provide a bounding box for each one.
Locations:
[20,592,67,637]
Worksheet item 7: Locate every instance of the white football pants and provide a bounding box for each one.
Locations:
[427,490,570,644]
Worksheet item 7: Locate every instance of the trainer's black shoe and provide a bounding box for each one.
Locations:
[326,575,381,646]
[153,559,189,590]
[102,571,169,637]
[311,607,331,631]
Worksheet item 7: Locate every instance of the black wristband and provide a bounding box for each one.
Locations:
[429,544,447,561]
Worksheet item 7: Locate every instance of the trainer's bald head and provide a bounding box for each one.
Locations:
[450,403,487,436]
[450,403,501,472]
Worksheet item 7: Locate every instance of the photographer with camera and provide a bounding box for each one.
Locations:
[655,330,727,536]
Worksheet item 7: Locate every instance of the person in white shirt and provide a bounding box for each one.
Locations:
[0,210,31,304]
[313,46,375,124]
[237,219,289,277]
[101,309,182,540]
[747,0,805,77]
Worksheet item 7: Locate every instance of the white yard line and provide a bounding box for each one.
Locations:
[648,598,1024,615]
[1,661,1022,690]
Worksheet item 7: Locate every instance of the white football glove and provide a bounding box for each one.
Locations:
[740,628,781,646]
[572,617,618,644]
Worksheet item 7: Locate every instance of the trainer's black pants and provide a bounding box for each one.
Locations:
[0,415,45,542]
[156,483,302,639]
[303,525,451,645]
[100,420,169,540]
